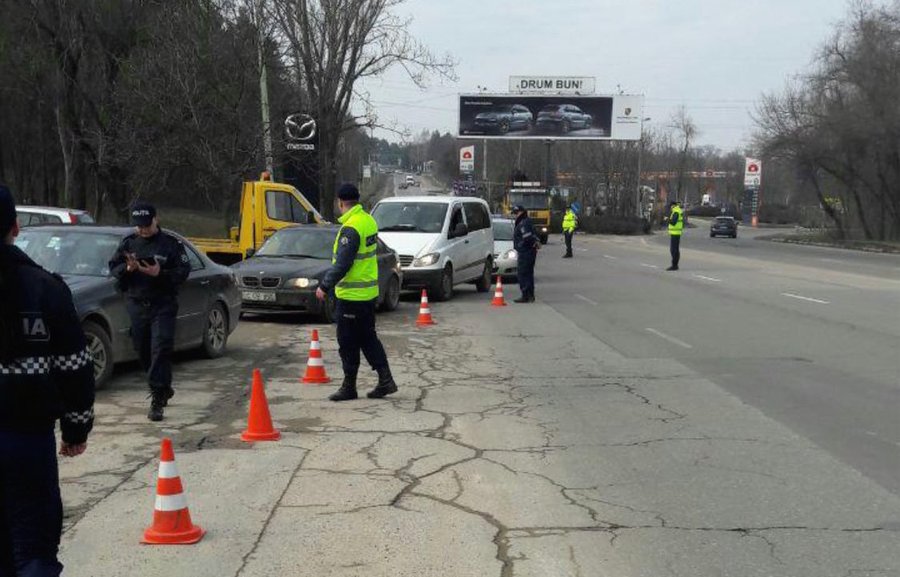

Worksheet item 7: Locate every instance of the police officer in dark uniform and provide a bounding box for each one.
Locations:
[109,202,190,421]
[0,185,95,576]
[512,205,540,303]
[316,184,397,402]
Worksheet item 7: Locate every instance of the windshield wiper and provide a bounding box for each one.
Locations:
[280,253,327,259]
[379,224,418,232]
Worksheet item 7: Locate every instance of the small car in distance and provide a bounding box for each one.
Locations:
[231,225,402,322]
[18,206,94,226]
[473,104,533,134]
[710,216,738,238]
[491,217,517,280]
[536,104,593,134]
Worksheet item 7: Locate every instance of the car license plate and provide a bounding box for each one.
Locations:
[242,290,276,302]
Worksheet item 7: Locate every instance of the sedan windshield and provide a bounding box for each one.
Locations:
[256,228,335,259]
[372,202,448,233]
[15,230,121,277]
[492,221,514,241]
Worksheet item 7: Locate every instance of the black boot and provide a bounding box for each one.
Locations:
[367,369,398,399]
[161,387,175,407]
[148,394,165,422]
[329,375,358,402]
[513,295,529,303]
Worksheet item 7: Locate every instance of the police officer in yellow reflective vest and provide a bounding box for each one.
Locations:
[317,183,397,402]
[666,201,684,271]
[562,206,577,258]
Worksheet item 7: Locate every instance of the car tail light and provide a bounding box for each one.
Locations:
[68,212,78,223]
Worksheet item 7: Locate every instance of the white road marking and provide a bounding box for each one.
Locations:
[781,292,830,305]
[408,337,431,347]
[645,328,693,349]
[692,274,722,283]
[575,294,599,306]
[640,263,659,269]
[603,254,618,260]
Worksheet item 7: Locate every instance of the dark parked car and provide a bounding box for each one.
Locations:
[231,225,402,322]
[473,104,533,134]
[536,104,593,134]
[14,225,242,388]
[710,216,738,238]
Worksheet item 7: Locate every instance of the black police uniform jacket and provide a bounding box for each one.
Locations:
[0,245,95,444]
[109,229,191,300]
[513,213,540,254]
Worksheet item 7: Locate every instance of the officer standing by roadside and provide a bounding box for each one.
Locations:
[316,184,397,402]
[0,185,94,576]
[512,205,540,302]
[666,200,684,271]
[109,202,190,421]
[562,205,578,258]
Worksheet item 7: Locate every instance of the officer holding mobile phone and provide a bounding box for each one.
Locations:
[109,202,190,421]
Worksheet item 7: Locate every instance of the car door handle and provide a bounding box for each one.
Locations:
[200,280,211,286]
[465,240,470,244]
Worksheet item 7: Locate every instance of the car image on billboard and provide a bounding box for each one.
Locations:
[459,94,621,140]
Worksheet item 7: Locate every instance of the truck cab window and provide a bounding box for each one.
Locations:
[266,190,309,224]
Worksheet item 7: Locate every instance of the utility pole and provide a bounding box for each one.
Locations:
[257,0,274,176]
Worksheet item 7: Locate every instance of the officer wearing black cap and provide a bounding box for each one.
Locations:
[0,184,95,575]
[512,204,540,303]
[109,202,190,421]
[316,183,397,402]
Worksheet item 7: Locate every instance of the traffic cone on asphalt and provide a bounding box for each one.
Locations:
[491,275,507,307]
[142,438,205,545]
[301,329,332,384]
[241,369,281,442]
[416,289,436,326]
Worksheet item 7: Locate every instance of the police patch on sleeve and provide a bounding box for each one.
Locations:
[340,236,349,246]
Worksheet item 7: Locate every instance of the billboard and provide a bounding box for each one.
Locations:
[509,76,595,94]
[458,94,643,141]
[744,158,762,188]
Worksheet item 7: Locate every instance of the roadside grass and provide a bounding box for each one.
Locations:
[765,231,900,254]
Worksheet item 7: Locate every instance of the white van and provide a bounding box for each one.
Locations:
[372,196,494,301]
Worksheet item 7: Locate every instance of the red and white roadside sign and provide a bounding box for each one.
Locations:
[744,158,762,188]
[460,145,475,173]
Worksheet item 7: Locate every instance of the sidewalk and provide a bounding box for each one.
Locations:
[59,293,900,576]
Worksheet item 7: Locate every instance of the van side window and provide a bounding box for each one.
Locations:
[266,190,310,224]
[449,206,464,232]
[463,202,489,231]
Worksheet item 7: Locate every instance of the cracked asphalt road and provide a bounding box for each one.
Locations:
[57,280,900,576]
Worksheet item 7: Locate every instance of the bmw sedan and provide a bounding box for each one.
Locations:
[231,225,402,322]
[15,226,242,388]
[710,216,738,238]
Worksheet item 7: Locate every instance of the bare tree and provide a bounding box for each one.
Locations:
[269,0,455,218]
[670,105,698,205]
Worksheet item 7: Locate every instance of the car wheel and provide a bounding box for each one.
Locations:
[201,302,228,359]
[434,264,453,302]
[732,233,738,238]
[499,120,510,134]
[321,292,337,323]
[561,120,570,134]
[584,117,592,129]
[83,321,113,389]
[380,274,401,312]
[710,233,715,238]
[474,258,492,293]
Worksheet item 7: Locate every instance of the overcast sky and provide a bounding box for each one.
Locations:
[357,0,852,151]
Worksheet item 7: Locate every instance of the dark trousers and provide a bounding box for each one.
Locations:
[0,430,63,577]
[518,250,536,298]
[670,235,681,268]
[564,231,574,256]
[336,299,389,379]
[127,297,178,393]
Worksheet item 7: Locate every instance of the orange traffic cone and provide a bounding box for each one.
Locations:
[301,329,331,384]
[416,289,436,326]
[142,438,205,545]
[241,368,281,442]
[491,275,507,307]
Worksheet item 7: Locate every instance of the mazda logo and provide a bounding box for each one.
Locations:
[285,113,317,141]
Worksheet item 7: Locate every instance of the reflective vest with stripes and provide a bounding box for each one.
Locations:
[668,206,684,237]
[562,210,577,233]
[333,204,379,301]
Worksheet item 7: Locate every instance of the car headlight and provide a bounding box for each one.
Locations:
[286,277,319,289]
[540,226,548,233]
[503,249,518,260]
[413,253,440,267]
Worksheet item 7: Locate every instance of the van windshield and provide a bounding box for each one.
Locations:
[372,202,448,233]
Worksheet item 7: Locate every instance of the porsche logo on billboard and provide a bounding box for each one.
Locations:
[458,94,643,141]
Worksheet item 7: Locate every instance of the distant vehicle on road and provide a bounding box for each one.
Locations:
[17,205,94,226]
[231,225,402,323]
[15,225,241,388]
[473,104,533,134]
[536,104,592,134]
[491,217,517,280]
[710,216,738,238]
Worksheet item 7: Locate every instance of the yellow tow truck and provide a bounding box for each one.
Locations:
[502,182,550,244]
[188,172,325,265]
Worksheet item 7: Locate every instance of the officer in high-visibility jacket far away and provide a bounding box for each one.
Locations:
[562,205,578,258]
[316,183,397,402]
[666,200,684,271]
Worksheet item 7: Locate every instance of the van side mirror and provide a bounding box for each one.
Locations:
[245,248,256,258]
[451,223,468,238]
